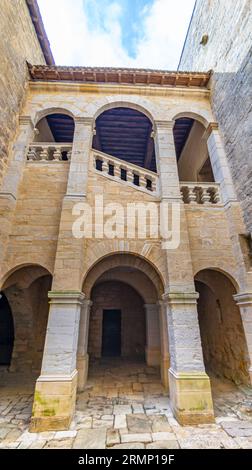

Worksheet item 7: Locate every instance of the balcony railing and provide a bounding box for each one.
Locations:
[27,143,72,161]
[92,149,159,195]
[180,182,221,205]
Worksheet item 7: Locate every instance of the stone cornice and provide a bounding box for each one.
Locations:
[203,122,219,140]
[233,293,252,305]
[48,291,85,304]
[19,115,34,127]
[162,292,199,304]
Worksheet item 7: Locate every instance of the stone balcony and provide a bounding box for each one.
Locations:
[180,182,221,205]
[27,143,72,162]
[92,149,159,196]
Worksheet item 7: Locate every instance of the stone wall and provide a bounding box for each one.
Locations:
[0,0,45,185]
[4,274,51,373]
[88,281,146,358]
[195,271,250,385]
[179,0,252,233]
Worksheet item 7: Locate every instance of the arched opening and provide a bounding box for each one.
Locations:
[173,117,214,182]
[93,107,157,172]
[89,280,146,360]
[32,113,75,161]
[0,293,14,366]
[195,269,250,386]
[1,264,52,375]
[79,253,166,399]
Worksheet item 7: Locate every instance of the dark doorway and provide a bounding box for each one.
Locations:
[102,309,121,357]
[0,293,14,365]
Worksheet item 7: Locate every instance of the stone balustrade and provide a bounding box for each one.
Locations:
[92,149,159,195]
[180,182,221,205]
[27,143,73,162]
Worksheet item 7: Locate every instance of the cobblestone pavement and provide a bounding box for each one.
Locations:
[0,359,252,449]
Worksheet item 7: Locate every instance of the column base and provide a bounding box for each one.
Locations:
[160,355,170,391]
[169,369,215,425]
[77,353,89,392]
[30,370,78,432]
[145,347,160,366]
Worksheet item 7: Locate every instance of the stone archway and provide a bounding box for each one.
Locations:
[1,264,52,375]
[78,253,166,391]
[195,268,250,386]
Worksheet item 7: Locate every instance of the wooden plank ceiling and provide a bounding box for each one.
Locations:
[46,114,75,142]
[45,111,194,167]
[93,108,156,171]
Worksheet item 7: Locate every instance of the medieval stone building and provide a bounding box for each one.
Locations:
[0,0,251,434]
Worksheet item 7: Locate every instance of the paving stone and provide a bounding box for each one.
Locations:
[106,429,120,447]
[152,432,176,441]
[221,421,252,438]
[44,439,73,449]
[120,433,152,443]
[73,429,106,449]
[179,438,224,449]
[111,443,145,449]
[132,404,144,413]
[54,430,77,439]
[29,440,47,449]
[150,415,172,432]
[114,415,127,429]
[127,414,152,433]
[113,405,132,415]
[146,440,180,449]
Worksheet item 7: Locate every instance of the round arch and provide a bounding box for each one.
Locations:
[194,266,239,293]
[82,252,165,299]
[0,263,53,290]
[172,111,210,128]
[34,107,75,127]
[88,96,156,127]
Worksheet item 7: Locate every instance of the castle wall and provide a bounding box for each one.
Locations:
[179,0,252,232]
[0,0,45,185]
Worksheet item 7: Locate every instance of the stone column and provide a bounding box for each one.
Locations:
[144,304,161,366]
[30,292,84,432]
[159,301,170,391]
[234,293,252,385]
[206,123,237,205]
[77,300,92,391]
[154,120,214,424]
[52,117,93,291]
[163,293,214,424]
[0,116,34,277]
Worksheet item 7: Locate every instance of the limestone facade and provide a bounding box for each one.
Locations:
[0,70,252,432]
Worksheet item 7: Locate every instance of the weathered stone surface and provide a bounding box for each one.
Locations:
[150,415,171,432]
[120,433,152,443]
[146,440,179,449]
[73,429,106,449]
[106,429,120,447]
[221,421,252,438]
[126,414,152,433]
[111,443,145,449]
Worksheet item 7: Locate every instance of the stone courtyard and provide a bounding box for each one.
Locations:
[0,359,252,450]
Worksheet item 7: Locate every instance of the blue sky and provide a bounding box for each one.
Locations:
[37,0,195,69]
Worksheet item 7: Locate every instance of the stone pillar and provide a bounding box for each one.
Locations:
[159,302,170,391]
[206,123,237,205]
[52,117,93,291]
[30,292,84,432]
[154,120,214,424]
[144,304,160,366]
[234,293,252,385]
[0,116,34,277]
[163,293,214,425]
[77,300,92,391]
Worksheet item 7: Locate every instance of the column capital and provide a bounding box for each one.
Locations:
[19,115,34,127]
[48,291,85,305]
[75,116,93,126]
[144,303,159,312]
[162,291,199,304]
[203,122,219,140]
[233,292,252,306]
[155,119,175,130]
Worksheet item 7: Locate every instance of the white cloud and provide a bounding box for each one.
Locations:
[38,0,195,69]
